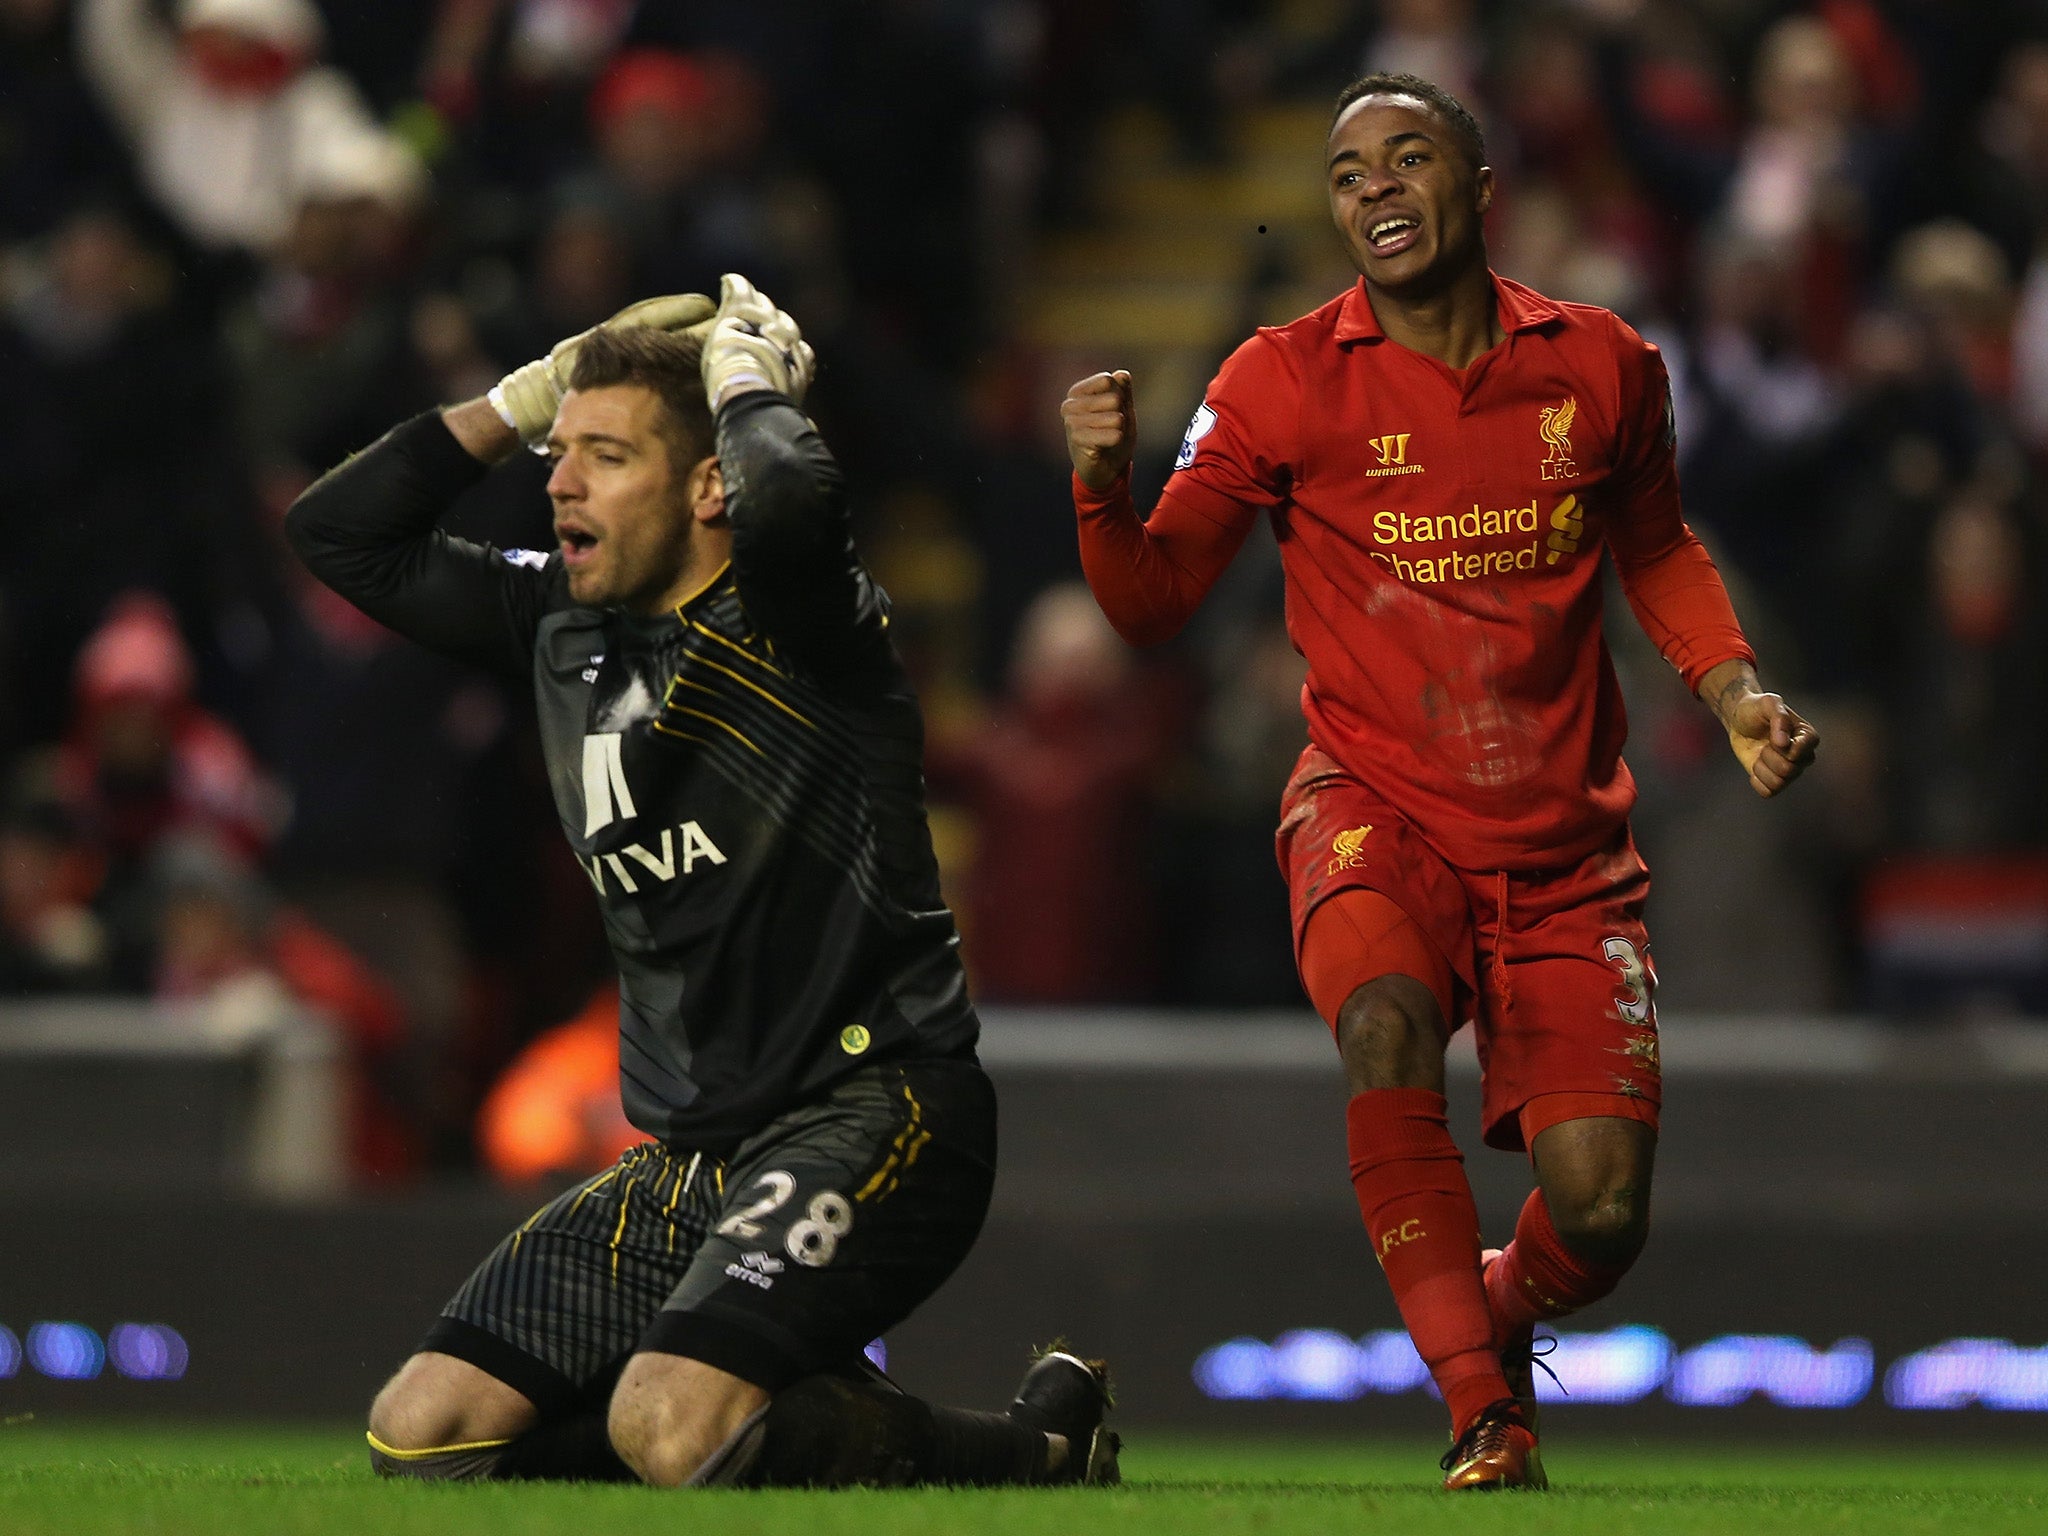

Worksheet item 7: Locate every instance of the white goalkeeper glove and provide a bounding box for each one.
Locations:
[701,273,816,411]
[488,292,716,448]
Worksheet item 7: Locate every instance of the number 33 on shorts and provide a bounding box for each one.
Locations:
[716,1171,856,1268]
[1603,936,1654,1025]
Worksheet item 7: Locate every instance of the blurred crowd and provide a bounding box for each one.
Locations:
[4,0,2048,1184]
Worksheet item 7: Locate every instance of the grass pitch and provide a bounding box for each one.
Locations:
[1,1423,2043,1536]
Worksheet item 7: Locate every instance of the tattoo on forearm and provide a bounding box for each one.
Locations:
[1711,666,1758,725]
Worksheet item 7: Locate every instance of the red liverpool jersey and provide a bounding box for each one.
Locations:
[1074,274,1753,872]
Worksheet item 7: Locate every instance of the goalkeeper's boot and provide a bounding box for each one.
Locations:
[1440,1399,1546,1491]
[1007,1349,1120,1485]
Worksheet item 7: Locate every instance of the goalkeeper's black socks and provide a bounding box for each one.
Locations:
[367,1410,632,1483]
[922,1406,1052,1485]
[494,1411,635,1481]
[744,1374,1052,1487]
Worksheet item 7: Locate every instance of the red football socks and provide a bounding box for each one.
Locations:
[1484,1188,1631,1345]
[1346,1088,1507,1436]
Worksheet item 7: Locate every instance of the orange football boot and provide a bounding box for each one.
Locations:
[1440,1400,1547,1491]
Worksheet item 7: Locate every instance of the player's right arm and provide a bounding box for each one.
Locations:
[288,295,714,674]
[285,401,561,678]
[1061,339,1288,646]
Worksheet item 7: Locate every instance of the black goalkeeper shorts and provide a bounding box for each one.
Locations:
[423,1056,995,1411]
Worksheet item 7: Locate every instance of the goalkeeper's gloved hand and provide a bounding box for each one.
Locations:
[701,273,816,411]
[488,292,716,448]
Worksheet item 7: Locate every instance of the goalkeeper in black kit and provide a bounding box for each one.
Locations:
[287,278,1118,1489]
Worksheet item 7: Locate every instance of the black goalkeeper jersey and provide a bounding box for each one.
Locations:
[286,393,978,1153]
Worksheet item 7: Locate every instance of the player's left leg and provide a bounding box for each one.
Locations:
[1485,1112,1655,1344]
[606,1056,1116,1488]
[368,1142,721,1482]
[1472,827,1663,1361]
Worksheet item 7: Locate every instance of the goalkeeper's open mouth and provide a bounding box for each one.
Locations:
[556,519,601,566]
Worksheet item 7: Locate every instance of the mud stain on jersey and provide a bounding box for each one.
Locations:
[1415,606,1541,789]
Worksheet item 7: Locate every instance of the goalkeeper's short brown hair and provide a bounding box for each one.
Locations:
[570,325,716,470]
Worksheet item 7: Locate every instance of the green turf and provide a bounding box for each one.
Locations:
[1,1423,2044,1536]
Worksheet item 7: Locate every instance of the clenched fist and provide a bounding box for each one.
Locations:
[1701,659,1819,798]
[1061,370,1137,490]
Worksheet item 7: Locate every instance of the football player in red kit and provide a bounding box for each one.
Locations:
[1061,73,1817,1489]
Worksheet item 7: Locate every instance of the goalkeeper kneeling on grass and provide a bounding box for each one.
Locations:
[286,278,1119,1488]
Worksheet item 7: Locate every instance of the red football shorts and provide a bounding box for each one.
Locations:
[1277,745,1661,1152]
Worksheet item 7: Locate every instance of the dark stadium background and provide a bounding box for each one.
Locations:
[2,0,2045,1435]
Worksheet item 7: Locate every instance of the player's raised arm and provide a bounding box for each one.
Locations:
[286,293,716,676]
[1062,370,1137,490]
[284,402,547,678]
[1060,368,1260,647]
[696,275,874,672]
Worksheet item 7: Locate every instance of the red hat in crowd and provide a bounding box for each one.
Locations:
[73,592,195,717]
[588,49,714,133]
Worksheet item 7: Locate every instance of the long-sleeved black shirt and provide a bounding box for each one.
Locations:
[286,393,978,1153]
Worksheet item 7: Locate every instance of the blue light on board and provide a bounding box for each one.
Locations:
[6,1322,189,1382]
[107,1325,190,1381]
[1194,1328,2041,1410]
[25,1323,104,1380]
[1885,1339,2048,1410]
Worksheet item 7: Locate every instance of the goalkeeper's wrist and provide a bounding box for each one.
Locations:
[709,371,779,410]
[486,382,519,433]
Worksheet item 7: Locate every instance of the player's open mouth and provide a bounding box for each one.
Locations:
[1367,216,1422,256]
[557,526,600,566]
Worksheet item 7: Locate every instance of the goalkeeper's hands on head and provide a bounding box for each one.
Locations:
[701,274,816,411]
[488,292,717,449]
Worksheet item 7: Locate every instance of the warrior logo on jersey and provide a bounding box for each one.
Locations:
[1175,403,1218,470]
[1364,432,1425,478]
[1538,396,1578,481]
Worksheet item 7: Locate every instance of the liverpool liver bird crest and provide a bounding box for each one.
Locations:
[1539,397,1577,479]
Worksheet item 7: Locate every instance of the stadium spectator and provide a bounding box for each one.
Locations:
[221,122,432,487]
[928,583,1175,1004]
[55,593,282,876]
[147,833,419,1180]
[0,786,111,994]
[1156,612,1307,1009]
[74,0,422,264]
[0,202,254,752]
[1361,0,1482,111]
[581,47,783,300]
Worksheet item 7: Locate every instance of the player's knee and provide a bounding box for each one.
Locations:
[367,1355,532,1460]
[1551,1185,1650,1268]
[609,1355,773,1487]
[367,1376,457,1455]
[1335,977,1444,1090]
[608,1399,682,1487]
[607,1384,724,1487]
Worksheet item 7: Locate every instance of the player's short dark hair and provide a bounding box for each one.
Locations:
[1329,72,1487,172]
[569,325,716,471]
